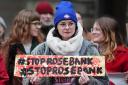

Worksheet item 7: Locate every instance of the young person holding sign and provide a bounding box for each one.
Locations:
[30,0,109,85]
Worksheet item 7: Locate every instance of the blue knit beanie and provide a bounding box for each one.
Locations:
[54,0,77,26]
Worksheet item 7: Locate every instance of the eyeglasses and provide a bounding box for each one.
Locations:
[90,27,101,32]
[31,21,42,29]
[31,21,42,26]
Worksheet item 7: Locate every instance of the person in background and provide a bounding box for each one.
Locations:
[30,0,109,85]
[0,17,9,85]
[2,9,44,85]
[0,17,7,53]
[91,16,128,85]
[76,12,93,41]
[35,1,54,40]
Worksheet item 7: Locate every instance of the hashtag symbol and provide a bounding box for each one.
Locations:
[18,58,25,65]
[20,68,26,77]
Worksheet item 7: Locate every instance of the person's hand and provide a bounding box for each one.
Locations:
[79,71,90,85]
[29,74,41,85]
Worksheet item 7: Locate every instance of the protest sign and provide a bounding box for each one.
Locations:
[14,55,105,77]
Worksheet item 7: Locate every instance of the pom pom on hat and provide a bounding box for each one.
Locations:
[54,0,77,26]
[35,1,54,15]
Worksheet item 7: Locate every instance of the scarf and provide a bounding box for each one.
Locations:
[46,23,83,55]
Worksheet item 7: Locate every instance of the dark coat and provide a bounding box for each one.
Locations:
[7,38,39,85]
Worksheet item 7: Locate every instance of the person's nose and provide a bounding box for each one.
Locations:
[45,14,52,20]
[91,30,97,37]
[65,24,70,29]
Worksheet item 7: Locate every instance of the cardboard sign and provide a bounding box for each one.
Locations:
[14,55,105,77]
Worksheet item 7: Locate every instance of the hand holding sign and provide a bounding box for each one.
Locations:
[29,74,41,85]
[79,71,90,85]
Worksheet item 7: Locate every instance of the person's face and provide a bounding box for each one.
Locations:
[0,25,5,37]
[57,20,76,40]
[91,22,105,44]
[40,13,53,26]
[30,21,41,37]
